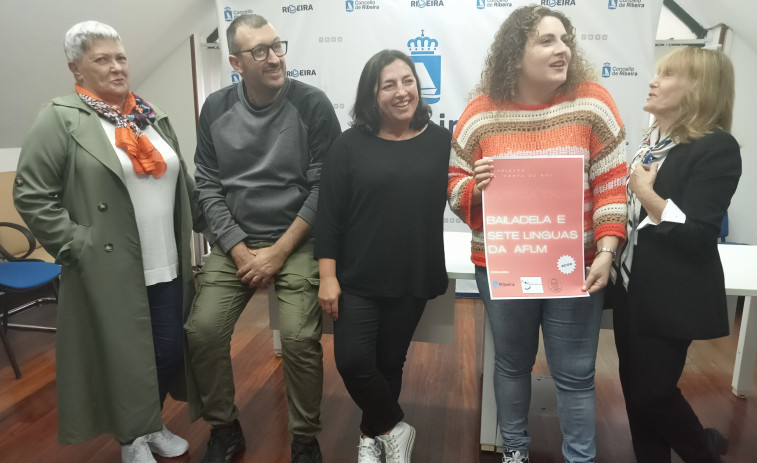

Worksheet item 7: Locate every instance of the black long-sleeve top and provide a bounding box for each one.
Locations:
[315,123,451,299]
[625,130,741,340]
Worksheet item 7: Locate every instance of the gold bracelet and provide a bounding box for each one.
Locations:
[596,247,617,258]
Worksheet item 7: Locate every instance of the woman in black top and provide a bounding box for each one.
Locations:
[612,47,741,463]
[315,49,450,463]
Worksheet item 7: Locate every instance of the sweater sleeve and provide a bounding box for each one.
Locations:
[314,134,349,260]
[193,95,248,253]
[584,83,628,243]
[298,90,342,226]
[448,98,484,231]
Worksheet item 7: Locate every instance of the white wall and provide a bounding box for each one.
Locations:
[656,5,697,40]
[655,3,756,244]
[132,4,218,177]
[197,44,222,107]
[0,148,21,173]
[0,0,212,149]
[134,39,197,174]
[668,0,757,244]
[2,39,200,176]
[724,31,757,244]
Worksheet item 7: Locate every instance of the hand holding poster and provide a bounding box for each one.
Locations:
[482,156,587,299]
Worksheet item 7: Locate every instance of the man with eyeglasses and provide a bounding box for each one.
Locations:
[186,13,341,463]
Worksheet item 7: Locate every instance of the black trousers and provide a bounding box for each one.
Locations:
[147,277,185,405]
[613,282,716,463]
[333,292,426,437]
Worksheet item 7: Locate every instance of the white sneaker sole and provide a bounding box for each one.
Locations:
[405,426,416,463]
[149,441,189,458]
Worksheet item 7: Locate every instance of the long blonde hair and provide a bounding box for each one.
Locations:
[657,47,735,143]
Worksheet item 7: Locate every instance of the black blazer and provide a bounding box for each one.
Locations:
[626,130,741,340]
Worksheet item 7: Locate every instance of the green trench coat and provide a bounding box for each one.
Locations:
[13,93,202,444]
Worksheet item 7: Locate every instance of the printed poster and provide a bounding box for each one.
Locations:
[482,156,587,299]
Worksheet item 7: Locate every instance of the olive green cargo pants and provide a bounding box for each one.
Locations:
[185,239,323,436]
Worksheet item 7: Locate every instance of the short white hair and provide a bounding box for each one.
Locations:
[64,21,121,62]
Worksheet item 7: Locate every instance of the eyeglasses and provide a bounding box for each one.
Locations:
[236,41,288,61]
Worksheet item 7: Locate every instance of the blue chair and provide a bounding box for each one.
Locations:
[720,213,748,245]
[0,222,60,379]
[720,213,729,243]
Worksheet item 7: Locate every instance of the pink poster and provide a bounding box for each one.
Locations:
[482,156,587,299]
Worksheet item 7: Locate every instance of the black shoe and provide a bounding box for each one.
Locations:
[291,437,322,463]
[704,428,728,463]
[201,420,246,463]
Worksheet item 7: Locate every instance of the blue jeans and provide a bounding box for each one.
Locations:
[476,266,603,463]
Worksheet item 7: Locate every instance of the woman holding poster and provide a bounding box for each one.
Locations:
[447,5,627,463]
[613,47,740,463]
[315,49,450,463]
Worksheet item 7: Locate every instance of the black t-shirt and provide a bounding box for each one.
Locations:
[315,122,451,299]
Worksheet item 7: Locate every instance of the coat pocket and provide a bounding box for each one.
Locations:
[59,223,91,268]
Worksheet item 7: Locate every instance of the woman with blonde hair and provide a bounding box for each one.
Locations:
[612,46,741,463]
[448,5,627,463]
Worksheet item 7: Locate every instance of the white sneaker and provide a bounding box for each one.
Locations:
[502,449,530,463]
[358,435,382,463]
[376,422,416,463]
[121,436,157,463]
[145,425,189,457]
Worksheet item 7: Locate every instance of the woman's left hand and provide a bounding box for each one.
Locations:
[628,162,659,196]
[582,251,613,293]
[319,276,341,321]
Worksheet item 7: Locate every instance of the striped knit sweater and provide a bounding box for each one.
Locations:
[448,81,627,267]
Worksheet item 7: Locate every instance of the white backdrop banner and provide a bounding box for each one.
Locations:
[214,0,663,232]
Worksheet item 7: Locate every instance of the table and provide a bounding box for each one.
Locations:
[718,244,757,397]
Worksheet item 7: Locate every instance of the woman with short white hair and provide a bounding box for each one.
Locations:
[14,20,202,463]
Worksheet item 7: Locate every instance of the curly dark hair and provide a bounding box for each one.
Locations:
[350,49,431,135]
[475,4,595,102]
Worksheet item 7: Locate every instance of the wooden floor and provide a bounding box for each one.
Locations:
[1,292,756,462]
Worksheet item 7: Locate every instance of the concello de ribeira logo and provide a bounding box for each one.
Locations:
[345,0,380,11]
[608,0,646,9]
[602,61,638,78]
[476,0,513,9]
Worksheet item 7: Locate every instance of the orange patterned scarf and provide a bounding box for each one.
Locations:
[75,84,167,178]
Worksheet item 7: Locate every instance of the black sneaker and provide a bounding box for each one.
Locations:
[291,437,322,463]
[201,420,246,463]
[704,428,728,463]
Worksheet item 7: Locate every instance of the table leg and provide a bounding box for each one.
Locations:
[272,329,282,356]
[732,296,756,398]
